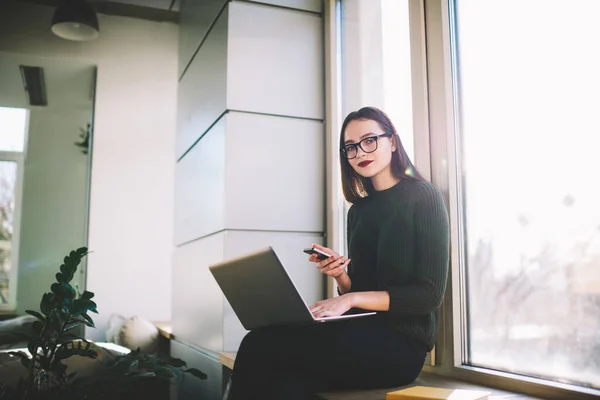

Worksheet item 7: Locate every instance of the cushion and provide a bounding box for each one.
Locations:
[0,315,37,345]
[105,314,158,353]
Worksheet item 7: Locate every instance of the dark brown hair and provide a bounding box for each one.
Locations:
[340,106,424,203]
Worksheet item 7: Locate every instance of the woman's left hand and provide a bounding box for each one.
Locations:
[309,294,354,318]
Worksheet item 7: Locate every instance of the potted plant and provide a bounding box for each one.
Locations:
[0,247,206,400]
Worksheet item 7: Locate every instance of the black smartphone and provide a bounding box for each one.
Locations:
[303,247,334,261]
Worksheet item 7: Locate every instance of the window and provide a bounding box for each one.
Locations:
[329,0,600,396]
[336,0,435,363]
[340,0,415,161]
[339,0,419,256]
[451,0,600,391]
[0,107,28,310]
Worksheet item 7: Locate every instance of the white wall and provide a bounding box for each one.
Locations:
[16,109,90,315]
[0,1,178,340]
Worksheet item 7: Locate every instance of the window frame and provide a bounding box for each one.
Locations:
[325,0,432,296]
[0,111,28,312]
[326,0,600,398]
[324,0,345,299]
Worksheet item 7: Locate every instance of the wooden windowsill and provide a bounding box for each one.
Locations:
[218,351,237,370]
[152,321,173,340]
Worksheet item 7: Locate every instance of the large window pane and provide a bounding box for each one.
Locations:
[0,161,17,305]
[454,0,600,389]
[341,0,414,160]
[0,107,27,152]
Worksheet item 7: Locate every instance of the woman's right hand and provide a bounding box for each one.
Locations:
[307,244,350,278]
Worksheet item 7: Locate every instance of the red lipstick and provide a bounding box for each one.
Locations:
[358,160,373,168]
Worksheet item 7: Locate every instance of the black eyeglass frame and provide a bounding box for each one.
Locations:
[340,132,393,159]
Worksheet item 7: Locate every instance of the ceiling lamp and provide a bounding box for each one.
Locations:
[51,0,100,41]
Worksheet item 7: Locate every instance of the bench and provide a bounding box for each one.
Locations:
[217,352,534,400]
[154,326,535,400]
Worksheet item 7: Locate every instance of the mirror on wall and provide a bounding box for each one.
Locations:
[0,51,95,314]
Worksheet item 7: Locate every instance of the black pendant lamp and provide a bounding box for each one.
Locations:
[51,0,100,41]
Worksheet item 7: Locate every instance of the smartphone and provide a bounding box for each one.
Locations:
[303,247,335,261]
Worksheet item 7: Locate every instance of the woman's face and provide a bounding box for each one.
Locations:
[343,118,396,179]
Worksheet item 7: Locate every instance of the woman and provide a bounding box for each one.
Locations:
[228,106,450,399]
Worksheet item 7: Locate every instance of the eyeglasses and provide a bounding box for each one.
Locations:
[340,133,393,160]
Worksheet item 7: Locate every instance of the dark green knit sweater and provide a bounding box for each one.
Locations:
[346,178,450,351]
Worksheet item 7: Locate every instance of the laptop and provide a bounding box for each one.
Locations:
[208,247,376,331]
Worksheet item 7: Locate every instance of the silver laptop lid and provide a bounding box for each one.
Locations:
[209,247,314,330]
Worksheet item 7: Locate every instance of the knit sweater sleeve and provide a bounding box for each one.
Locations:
[346,204,356,280]
[385,183,450,315]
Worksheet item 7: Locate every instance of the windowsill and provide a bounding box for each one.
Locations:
[155,327,598,399]
[152,321,173,340]
[218,351,236,370]
[423,364,600,400]
[318,371,541,400]
[216,351,542,399]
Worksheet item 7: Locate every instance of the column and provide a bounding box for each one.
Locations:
[172,0,324,397]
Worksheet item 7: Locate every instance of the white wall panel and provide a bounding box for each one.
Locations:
[178,0,228,77]
[172,233,225,351]
[175,119,226,245]
[222,231,325,350]
[227,2,323,119]
[176,7,228,157]
[225,112,324,232]
[239,0,322,13]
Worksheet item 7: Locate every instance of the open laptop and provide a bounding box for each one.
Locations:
[208,247,376,331]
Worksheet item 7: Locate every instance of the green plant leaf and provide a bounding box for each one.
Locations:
[71,298,97,316]
[25,310,45,322]
[20,356,31,371]
[37,354,51,370]
[27,340,40,357]
[78,319,95,328]
[63,323,80,333]
[126,372,156,379]
[58,247,88,285]
[81,313,95,328]
[32,320,43,335]
[81,291,94,300]
[32,321,44,336]
[7,351,31,371]
[40,292,61,316]
[50,360,68,377]
[54,342,98,362]
[51,282,76,300]
[77,246,88,255]
[170,366,183,382]
[163,356,186,368]
[49,309,68,334]
[59,266,73,283]
[184,368,207,380]
[154,365,176,379]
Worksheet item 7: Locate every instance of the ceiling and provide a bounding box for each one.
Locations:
[103,0,179,11]
[0,52,96,110]
[15,0,180,22]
